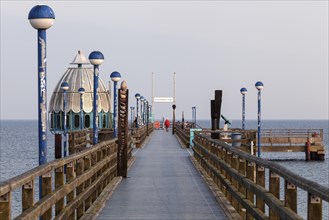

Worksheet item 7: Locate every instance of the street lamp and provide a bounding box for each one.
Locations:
[110,71,121,138]
[140,96,145,125]
[130,106,135,128]
[172,104,176,135]
[240,88,247,130]
[78,87,85,130]
[135,93,141,128]
[28,4,55,165]
[61,82,69,158]
[29,4,55,200]
[89,51,104,145]
[255,81,264,157]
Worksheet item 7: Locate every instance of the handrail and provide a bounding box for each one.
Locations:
[0,139,118,220]
[192,131,328,219]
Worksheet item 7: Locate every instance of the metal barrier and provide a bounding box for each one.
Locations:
[192,131,329,220]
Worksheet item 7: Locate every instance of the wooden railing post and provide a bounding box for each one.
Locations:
[285,180,297,212]
[308,193,322,220]
[238,158,246,219]
[0,192,11,220]
[231,154,239,211]
[256,165,265,212]
[269,171,280,219]
[226,150,232,203]
[22,180,34,211]
[41,172,52,220]
[55,166,64,215]
[76,158,85,219]
[246,161,255,220]
[66,162,76,220]
[84,155,92,212]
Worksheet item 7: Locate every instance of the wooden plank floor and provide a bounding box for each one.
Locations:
[97,130,228,220]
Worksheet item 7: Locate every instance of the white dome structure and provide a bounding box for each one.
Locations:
[49,51,112,132]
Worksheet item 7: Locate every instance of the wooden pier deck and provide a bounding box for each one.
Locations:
[96,130,228,220]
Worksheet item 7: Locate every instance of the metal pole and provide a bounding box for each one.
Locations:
[63,90,68,158]
[146,103,149,136]
[113,81,118,138]
[136,98,139,128]
[172,104,176,135]
[80,93,83,130]
[242,94,246,130]
[257,90,261,157]
[93,65,99,144]
[37,29,47,166]
[130,106,133,128]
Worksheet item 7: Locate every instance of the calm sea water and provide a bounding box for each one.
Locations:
[0,119,328,218]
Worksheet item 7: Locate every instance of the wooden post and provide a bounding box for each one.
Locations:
[55,166,64,215]
[55,134,62,159]
[66,162,76,220]
[76,158,85,219]
[285,180,297,213]
[117,81,129,177]
[0,192,11,220]
[231,154,239,211]
[246,161,255,219]
[22,180,34,211]
[256,165,265,213]
[269,171,280,219]
[238,159,247,219]
[308,193,322,220]
[226,151,232,203]
[211,90,222,139]
[84,156,92,212]
[41,172,52,220]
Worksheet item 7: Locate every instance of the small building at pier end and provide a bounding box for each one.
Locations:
[49,51,112,133]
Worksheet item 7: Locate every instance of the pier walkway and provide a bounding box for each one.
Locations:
[96,130,228,220]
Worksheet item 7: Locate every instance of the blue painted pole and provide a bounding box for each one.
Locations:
[37,29,47,166]
[93,65,99,144]
[63,89,68,157]
[113,81,118,138]
[242,94,246,130]
[257,90,261,157]
[80,93,83,130]
[136,98,139,128]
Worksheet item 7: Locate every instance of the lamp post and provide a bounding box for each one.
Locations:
[78,87,85,130]
[146,101,149,136]
[135,93,140,128]
[130,106,134,128]
[110,71,121,138]
[29,5,55,200]
[140,96,145,125]
[255,81,264,157]
[240,88,247,130]
[172,104,176,135]
[89,51,104,145]
[192,106,197,127]
[61,82,69,158]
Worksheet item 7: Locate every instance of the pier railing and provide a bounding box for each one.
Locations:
[0,140,118,220]
[192,131,329,220]
[131,123,154,148]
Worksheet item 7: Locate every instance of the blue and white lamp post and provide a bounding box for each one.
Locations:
[28,4,55,166]
[255,81,264,157]
[28,5,55,200]
[89,51,104,145]
[78,87,85,130]
[110,71,121,138]
[140,96,145,125]
[135,93,141,127]
[61,82,69,158]
[240,88,248,130]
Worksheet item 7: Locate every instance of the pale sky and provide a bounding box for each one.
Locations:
[1,1,328,120]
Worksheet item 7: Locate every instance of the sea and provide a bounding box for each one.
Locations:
[0,119,328,219]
